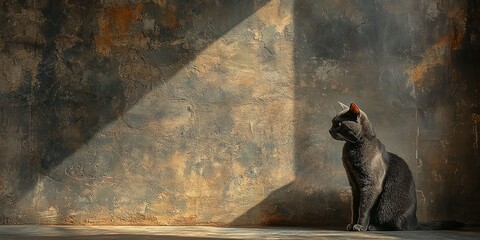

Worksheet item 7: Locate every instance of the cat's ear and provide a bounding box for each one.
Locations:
[338,101,349,110]
[349,102,361,116]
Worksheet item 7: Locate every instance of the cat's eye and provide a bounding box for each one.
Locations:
[336,122,342,127]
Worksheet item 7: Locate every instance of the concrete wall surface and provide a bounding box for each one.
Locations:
[0,0,478,226]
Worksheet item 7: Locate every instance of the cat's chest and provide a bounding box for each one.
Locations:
[342,146,382,174]
[343,147,371,163]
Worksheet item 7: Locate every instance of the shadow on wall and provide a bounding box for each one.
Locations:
[230,182,351,227]
[232,0,400,227]
[232,0,479,227]
[414,0,480,223]
[0,0,270,220]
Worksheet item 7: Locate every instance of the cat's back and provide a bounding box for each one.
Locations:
[385,151,415,186]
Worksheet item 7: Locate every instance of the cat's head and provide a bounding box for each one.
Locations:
[329,102,375,143]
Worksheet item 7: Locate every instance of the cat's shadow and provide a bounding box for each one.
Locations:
[230,181,350,227]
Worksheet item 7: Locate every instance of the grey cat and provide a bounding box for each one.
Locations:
[329,102,464,231]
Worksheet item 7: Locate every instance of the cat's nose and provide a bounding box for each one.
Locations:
[328,128,333,133]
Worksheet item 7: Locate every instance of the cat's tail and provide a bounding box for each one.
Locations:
[417,220,465,230]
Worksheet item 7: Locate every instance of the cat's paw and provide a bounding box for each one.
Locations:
[346,223,355,231]
[353,224,366,231]
[367,225,378,231]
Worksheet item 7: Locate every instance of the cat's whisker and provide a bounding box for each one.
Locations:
[326,137,333,147]
[330,105,337,116]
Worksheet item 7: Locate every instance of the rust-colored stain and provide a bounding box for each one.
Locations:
[448,24,464,51]
[107,4,144,36]
[94,18,113,55]
[156,0,167,8]
[157,0,179,29]
[409,20,465,85]
[473,113,480,124]
[94,4,144,54]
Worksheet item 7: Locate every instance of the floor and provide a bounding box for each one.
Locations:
[0,225,479,240]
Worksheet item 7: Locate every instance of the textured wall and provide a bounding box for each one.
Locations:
[0,0,478,226]
[235,0,480,226]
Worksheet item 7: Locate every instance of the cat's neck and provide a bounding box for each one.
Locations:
[359,113,376,139]
[344,135,378,149]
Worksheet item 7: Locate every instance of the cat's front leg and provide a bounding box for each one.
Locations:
[348,223,364,231]
[353,224,366,231]
[354,186,381,231]
[347,223,355,231]
[347,185,360,231]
